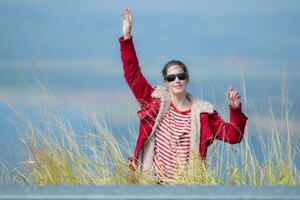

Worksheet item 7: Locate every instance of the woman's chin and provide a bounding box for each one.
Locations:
[170,88,186,95]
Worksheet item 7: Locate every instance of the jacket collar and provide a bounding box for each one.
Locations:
[151,85,214,115]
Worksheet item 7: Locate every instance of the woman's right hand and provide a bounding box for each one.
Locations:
[129,159,136,172]
[122,6,133,39]
[128,156,137,183]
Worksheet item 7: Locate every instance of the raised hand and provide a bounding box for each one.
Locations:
[122,6,133,39]
[227,87,241,109]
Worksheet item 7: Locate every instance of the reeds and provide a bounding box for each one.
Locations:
[0,76,299,185]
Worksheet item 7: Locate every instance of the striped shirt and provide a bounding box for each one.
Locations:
[153,102,192,184]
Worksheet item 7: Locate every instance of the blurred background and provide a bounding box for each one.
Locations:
[0,0,299,172]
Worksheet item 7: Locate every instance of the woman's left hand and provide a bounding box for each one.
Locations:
[226,87,241,109]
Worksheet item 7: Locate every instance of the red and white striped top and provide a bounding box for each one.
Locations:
[153,102,192,184]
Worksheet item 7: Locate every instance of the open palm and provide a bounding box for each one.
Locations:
[227,87,241,109]
[122,6,132,39]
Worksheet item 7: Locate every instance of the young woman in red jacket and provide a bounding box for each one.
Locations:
[120,6,248,184]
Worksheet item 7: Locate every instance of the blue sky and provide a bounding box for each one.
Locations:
[1,1,299,63]
[0,0,299,115]
[0,0,299,120]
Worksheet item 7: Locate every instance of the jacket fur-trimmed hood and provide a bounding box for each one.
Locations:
[151,85,214,115]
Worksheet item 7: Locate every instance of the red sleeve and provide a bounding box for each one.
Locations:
[208,103,248,144]
[119,36,154,108]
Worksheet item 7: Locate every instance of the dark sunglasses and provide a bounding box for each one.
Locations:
[165,72,187,82]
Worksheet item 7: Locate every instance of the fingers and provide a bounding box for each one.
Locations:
[227,87,233,99]
[231,91,239,99]
[128,158,136,172]
[232,90,238,98]
[129,162,136,172]
[128,8,133,22]
[226,87,241,108]
[123,5,132,21]
[227,87,240,99]
[122,6,128,19]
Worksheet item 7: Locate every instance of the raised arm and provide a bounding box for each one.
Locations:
[120,6,154,108]
[205,88,248,144]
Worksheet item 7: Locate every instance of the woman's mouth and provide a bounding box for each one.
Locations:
[174,85,183,89]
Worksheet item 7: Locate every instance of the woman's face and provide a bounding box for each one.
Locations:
[164,65,188,96]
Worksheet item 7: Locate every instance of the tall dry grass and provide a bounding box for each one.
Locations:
[0,75,299,185]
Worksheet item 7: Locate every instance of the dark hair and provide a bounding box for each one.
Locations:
[161,60,189,81]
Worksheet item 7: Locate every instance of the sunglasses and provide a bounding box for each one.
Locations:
[165,72,187,82]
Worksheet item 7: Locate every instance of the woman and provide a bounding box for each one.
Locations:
[119,6,248,184]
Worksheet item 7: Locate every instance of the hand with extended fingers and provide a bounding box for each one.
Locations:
[227,87,241,109]
[122,6,133,39]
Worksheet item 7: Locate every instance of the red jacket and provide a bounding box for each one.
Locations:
[119,36,248,172]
